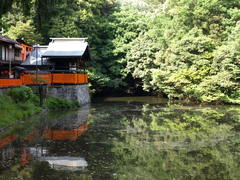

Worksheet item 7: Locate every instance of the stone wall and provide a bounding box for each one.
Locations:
[0,84,91,105]
[47,84,90,105]
[0,87,11,95]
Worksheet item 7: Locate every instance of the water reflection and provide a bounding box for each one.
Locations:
[0,105,90,173]
[40,156,88,171]
[0,100,240,180]
[85,103,240,180]
[42,105,89,141]
[111,105,240,180]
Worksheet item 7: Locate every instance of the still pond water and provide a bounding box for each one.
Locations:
[0,97,240,180]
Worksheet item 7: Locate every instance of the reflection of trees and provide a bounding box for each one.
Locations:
[0,106,91,180]
[1,104,240,180]
[70,104,240,180]
[111,105,240,180]
[31,161,92,180]
[0,161,92,180]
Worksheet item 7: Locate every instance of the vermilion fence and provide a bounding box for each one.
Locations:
[22,74,52,85]
[0,79,23,87]
[51,73,88,84]
[0,73,88,88]
[52,73,78,84]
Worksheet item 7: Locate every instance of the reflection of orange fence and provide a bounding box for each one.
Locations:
[0,123,88,167]
[0,135,17,148]
[43,122,88,141]
[0,73,88,88]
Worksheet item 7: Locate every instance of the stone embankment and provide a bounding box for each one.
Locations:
[48,84,90,105]
[0,84,90,105]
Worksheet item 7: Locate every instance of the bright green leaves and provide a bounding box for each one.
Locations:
[5,20,43,44]
[125,0,240,103]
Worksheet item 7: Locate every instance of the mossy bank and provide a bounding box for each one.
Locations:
[0,86,81,128]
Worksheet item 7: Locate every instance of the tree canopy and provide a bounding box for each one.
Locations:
[1,0,240,103]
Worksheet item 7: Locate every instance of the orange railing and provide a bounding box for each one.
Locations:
[52,73,78,84]
[22,74,52,85]
[51,73,88,84]
[0,78,23,87]
[0,73,88,88]
[77,73,88,84]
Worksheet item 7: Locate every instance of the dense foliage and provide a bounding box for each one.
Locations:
[1,0,240,103]
[125,0,240,103]
[8,85,34,103]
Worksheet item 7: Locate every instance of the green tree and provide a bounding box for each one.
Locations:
[1,0,240,102]
[126,0,240,103]
[4,20,43,44]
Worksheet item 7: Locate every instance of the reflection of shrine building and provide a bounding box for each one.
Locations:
[0,135,17,149]
[42,105,89,141]
[0,105,90,170]
[40,156,88,171]
[34,106,90,170]
[43,122,88,141]
[0,135,18,169]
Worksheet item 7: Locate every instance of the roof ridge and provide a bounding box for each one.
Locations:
[0,35,18,44]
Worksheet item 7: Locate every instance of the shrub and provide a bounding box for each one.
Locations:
[8,86,34,103]
[46,96,80,110]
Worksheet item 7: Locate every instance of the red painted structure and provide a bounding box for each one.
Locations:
[0,73,88,87]
[0,38,90,88]
[20,43,33,62]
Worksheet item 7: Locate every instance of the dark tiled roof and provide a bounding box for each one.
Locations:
[0,35,18,44]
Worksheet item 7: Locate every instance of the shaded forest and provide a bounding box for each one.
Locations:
[0,0,240,104]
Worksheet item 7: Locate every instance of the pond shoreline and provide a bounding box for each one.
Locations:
[93,96,240,106]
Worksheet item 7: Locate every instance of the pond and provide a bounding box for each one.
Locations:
[0,97,240,180]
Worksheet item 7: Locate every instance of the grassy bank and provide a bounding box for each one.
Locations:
[0,86,80,128]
